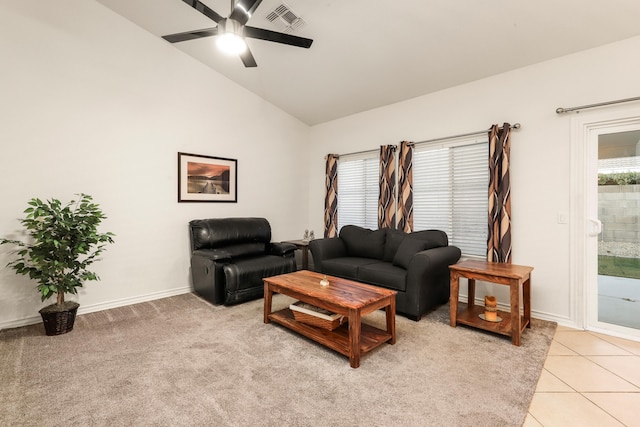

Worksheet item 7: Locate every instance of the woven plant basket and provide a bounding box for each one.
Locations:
[39,302,80,336]
[291,310,346,330]
[289,301,346,331]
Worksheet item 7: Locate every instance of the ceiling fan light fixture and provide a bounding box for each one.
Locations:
[217,33,247,55]
[216,18,247,55]
[161,1,314,68]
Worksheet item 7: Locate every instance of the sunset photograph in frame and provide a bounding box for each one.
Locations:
[178,152,237,202]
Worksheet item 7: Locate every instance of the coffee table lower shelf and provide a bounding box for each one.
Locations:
[268,308,393,358]
[455,305,529,337]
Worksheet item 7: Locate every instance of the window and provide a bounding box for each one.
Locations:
[413,137,488,258]
[334,138,488,258]
[337,152,378,232]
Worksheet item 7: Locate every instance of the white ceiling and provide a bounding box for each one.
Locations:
[97,0,640,125]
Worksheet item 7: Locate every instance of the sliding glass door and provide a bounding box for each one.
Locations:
[595,129,640,333]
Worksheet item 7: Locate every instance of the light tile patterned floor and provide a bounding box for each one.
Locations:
[525,326,640,427]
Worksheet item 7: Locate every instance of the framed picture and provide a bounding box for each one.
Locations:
[178,152,237,202]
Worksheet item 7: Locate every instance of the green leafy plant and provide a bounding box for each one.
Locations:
[0,194,115,306]
[598,172,640,185]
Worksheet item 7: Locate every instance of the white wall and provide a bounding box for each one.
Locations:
[0,0,309,328]
[307,35,640,326]
[4,1,640,330]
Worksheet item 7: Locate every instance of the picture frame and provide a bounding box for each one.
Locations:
[178,152,237,202]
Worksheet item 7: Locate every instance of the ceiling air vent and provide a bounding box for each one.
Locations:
[264,3,306,34]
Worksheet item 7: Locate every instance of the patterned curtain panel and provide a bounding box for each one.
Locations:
[324,154,339,238]
[378,145,397,229]
[488,123,512,263]
[397,141,414,232]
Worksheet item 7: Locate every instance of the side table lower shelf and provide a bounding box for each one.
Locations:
[268,308,392,358]
[456,305,529,337]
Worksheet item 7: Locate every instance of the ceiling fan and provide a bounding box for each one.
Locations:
[162,0,313,67]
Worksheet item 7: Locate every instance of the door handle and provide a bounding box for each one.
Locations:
[589,219,602,236]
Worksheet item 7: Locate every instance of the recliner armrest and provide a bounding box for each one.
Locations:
[267,242,296,256]
[192,248,232,262]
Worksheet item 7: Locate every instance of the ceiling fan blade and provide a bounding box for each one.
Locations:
[179,0,223,23]
[162,27,218,43]
[240,46,258,68]
[229,0,264,26]
[244,26,313,48]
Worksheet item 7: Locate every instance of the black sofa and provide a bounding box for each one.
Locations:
[309,225,461,320]
[189,218,297,305]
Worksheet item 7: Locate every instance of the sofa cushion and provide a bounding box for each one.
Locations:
[321,257,378,279]
[383,229,408,262]
[357,262,407,292]
[339,225,386,259]
[393,238,429,269]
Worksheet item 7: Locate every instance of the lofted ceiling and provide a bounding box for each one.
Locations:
[96,0,640,125]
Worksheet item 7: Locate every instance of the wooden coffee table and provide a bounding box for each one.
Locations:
[263,270,396,368]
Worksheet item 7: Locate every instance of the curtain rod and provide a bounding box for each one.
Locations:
[411,123,520,146]
[331,123,520,158]
[556,96,640,114]
[327,148,378,159]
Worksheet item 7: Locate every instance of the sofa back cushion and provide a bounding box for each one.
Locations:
[383,229,408,262]
[339,225,386,259]
[189,218,271,253]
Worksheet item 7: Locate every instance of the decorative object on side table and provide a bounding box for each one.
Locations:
[302,229,315,243]
[0,194,115,336]
[480,295,502,322]
[320,275,329,286]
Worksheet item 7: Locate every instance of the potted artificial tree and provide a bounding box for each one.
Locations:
[0,193,114,335]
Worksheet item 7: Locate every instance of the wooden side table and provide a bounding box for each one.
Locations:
[449,260,533,346]
[282,240,310,270]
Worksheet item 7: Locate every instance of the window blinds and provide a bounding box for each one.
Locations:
[337,153,379,232]
[413,139,488,257]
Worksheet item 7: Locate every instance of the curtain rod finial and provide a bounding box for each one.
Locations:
[513,123,521,129]
[556,107,566,114]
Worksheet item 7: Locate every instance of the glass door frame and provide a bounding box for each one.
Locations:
[571,105,640,340]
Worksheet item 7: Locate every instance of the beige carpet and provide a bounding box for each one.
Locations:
[0,293,556,426]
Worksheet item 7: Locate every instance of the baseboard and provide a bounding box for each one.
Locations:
[0,286,192,331]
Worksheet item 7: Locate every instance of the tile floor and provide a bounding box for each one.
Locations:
[525,326,640,427]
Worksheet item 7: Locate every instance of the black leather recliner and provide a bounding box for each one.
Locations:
[189,218,297,305]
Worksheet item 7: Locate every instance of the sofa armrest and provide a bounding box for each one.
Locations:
[308,238,347,272]
[403,245,462,318]
[267,242,296,257]
[192,248,232,263]
[408,245,461,273]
